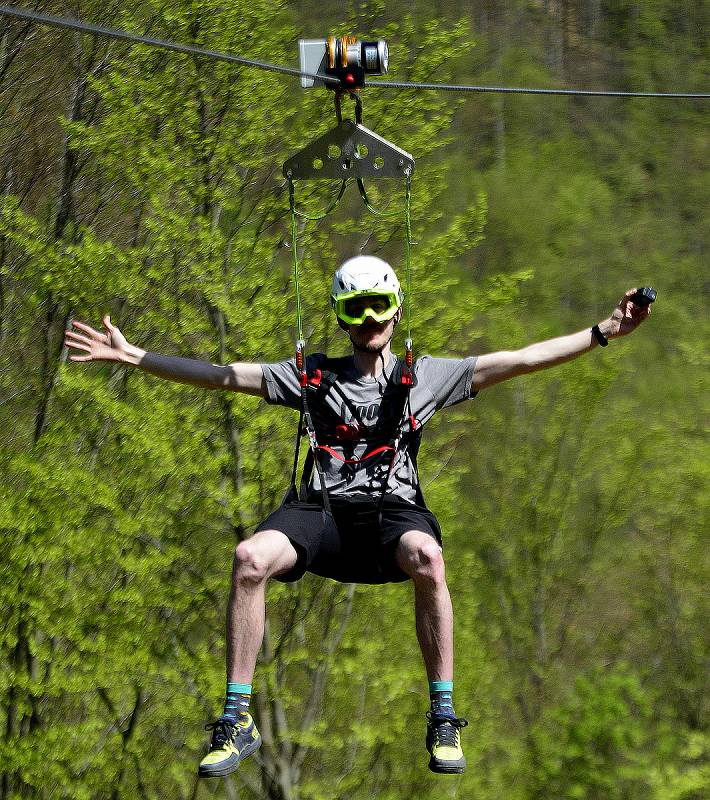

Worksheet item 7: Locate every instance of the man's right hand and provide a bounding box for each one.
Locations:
[64,315,139,364]
[64,316,266,395]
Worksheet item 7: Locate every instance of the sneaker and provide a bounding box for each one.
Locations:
[198,714,262,778]
[426,712,468,774]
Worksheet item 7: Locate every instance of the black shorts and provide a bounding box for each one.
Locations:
[255,493,442,584]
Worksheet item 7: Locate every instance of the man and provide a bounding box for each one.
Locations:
[64,256,651,777]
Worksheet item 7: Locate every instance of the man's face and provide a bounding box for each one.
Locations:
[339,298,401,353]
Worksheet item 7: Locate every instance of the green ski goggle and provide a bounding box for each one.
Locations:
[332,290,402,325]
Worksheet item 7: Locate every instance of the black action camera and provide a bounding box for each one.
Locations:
[631,287,657,306]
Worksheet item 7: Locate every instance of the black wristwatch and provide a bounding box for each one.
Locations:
[591,324,608,347]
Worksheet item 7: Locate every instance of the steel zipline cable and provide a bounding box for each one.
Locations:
[1,4,709,100]
[365,79,710,99]
[0,5,341,85]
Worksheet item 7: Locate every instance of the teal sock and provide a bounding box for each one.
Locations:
[429,680,456,719]
[223,682,251,722]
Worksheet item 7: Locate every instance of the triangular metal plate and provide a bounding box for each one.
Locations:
[283,120,415,180]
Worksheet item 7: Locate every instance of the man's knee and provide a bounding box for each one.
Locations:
[233,536,276,584]
[397,533,446,585]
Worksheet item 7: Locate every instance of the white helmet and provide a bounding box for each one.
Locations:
[331,256,403,323]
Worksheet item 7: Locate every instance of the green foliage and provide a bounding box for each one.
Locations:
[0,1,707,799]
[649,730,710,800]
[531,665,653,799]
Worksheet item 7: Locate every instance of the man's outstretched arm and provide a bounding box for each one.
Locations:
[472,288,652,392]
[64,315,267,397]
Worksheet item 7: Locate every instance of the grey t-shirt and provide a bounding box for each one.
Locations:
[261,353,477,503]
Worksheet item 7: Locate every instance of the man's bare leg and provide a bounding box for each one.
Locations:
[395,529,466,775]
[226,529,299,683]
[395,530,453,681]
[200,529,298,779]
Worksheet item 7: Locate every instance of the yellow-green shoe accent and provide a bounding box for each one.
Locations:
[198,714,261,778]
[426,713,468,774]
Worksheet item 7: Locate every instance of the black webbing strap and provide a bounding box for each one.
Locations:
[300,385,333,515]
[288,369,337,500]
[299,448,315,501]
[375,382,413,517]
[287,404,305,503]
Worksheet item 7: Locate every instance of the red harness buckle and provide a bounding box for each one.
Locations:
[401,368,413,386]
[308,369,322,387]
[335,423,361,441]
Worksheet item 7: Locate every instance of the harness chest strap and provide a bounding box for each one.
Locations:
[315,443,395,464]
[298,406,416,503]
[308,361,416,439]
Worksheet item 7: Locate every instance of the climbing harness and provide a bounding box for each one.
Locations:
[282,82,418,512]
[288,355,422,515]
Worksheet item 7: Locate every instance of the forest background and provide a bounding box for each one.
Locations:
[0,1,707,799]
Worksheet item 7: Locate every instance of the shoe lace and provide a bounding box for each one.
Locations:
[427,713,468,748]
[204,718,236,748]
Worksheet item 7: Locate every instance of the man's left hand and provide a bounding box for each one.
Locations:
[600,287,653,339]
